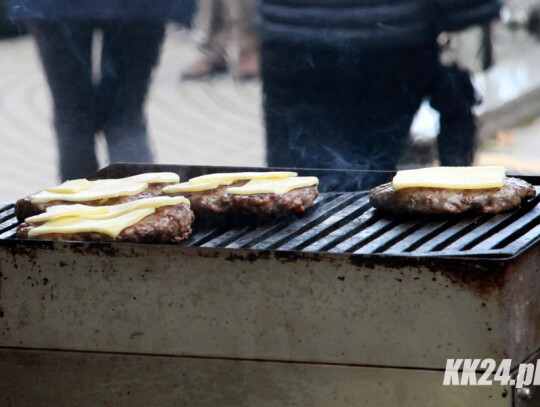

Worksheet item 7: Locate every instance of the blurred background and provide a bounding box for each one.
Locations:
[1,0,540,200]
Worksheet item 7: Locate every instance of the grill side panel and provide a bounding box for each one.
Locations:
[0,348,511,407]
[0,242,536,371]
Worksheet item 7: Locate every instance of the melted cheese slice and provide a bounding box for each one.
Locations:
[392,166,507,191]
[31,172,179,204]
[26,196,189,223]
[27,196,190,238]
[30,182,149,203]
[82,196,190,220]
[163,180,233,193]
[26,204,110,223]
[45,179,91,193]
[28,208,155,238]
[226,176,319,195]
[121,172,179,184]
[189,171,297,185]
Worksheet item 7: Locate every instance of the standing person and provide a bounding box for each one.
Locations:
[0,0,26,38]
[8,0,191,181]
[258,0,502,191]
[182,0,259,80]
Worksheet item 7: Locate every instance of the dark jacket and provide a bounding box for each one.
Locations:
[258,0,502,48]
[9,0,194,22]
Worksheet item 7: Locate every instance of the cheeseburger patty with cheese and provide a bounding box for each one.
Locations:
[15,172,180,222]
[370,166,537,215]
[163,171,319,219]
[16,196,194,243]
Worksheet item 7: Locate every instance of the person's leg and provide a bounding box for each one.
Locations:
[199,0,228,57]
[226,0,259,78]
[430,63,479,166]
[27,20,97,181]
[182,0,228,79]
[99,21,165,164]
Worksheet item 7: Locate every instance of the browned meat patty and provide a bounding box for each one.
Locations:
[231,186,319,216]
[15,183,170,222]
[370,177,537,215]
[181,183,243,217]
[16,204,194,243]
[177,184,319,219]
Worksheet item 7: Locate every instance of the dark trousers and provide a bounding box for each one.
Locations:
[262,42,478,191]
[28,20,165,181]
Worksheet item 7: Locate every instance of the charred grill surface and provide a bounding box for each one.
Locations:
[16,204,194,244]
[14,183,173,222]
[369,177,536,215]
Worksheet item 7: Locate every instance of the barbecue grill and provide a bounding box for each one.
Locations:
[1,164,539,406]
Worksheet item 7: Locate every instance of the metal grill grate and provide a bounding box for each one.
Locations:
[0,203,16,240]
[2,188,540,258]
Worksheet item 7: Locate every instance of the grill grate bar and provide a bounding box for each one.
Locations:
[224,194,340,249]
[465,205,540,252]
[457,195,540,252]
[276,196,370,251]
[224,218,297,249]
[408,217,486,254]
[329,217,396,253]
[0,218,18,238]
[0,206,15,223]
[494,216,540,249]
[303,206,379,252]
[0,203,14,213]
[186,228,230,246]
[0,206,17,238]
[442,214,507,252]
[503,221,540,253]
[200,226,254,248]
[356,221,428,254]
[382,219,450,254]
[248,193,361,251]
[0,229,17,239]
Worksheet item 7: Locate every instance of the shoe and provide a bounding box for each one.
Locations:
[181,56,226,80]
[232,48,260,80]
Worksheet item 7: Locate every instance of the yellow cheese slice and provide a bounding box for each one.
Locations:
[83,196,190,220]
[41,173,178,196]
[45,179,91,194]
[30,182,149,203]
[25,204,110,223]
[392,166,507,191]
[121,172,180,184]
[28,208,155,238]
[189,171,298,185]
[226,176,319,195]
[26,196,189,223]
[163,180,233,194]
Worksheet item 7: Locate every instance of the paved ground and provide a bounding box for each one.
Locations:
[1,24,540,202]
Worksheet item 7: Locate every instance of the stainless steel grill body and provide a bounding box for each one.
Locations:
[0,164,539,406]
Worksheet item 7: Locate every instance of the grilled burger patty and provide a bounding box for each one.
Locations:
[16,204,194,243]
[370,177,537,215]
[231,186,319,216]
[15,183,170,222]
[182,183,240,216]
[179,184,319,218]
